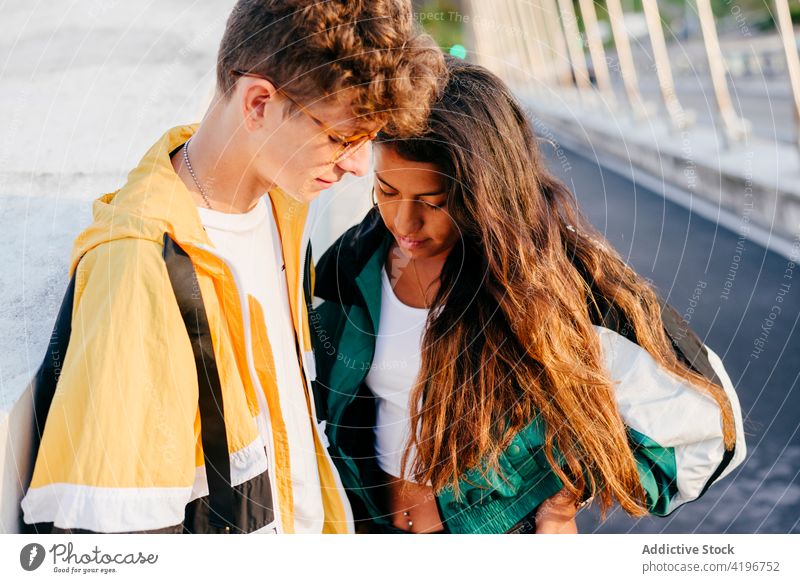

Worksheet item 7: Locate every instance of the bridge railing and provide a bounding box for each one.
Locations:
[464,0,800,153]
[458,0,800,244]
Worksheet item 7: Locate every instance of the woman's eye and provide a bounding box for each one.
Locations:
[377,187,396,197]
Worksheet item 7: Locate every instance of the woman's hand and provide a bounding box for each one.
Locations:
[534,488,580,534]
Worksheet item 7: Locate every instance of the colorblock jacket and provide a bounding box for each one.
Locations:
[311,209,747,534]
[21,125,352,534]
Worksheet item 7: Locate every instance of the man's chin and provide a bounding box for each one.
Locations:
[280,184,321,204]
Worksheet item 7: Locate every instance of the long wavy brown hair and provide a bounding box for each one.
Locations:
[381,57,736,517]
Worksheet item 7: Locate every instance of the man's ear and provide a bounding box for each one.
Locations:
[239,77,278,132]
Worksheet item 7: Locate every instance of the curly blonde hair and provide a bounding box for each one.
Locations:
[216,0,446,136]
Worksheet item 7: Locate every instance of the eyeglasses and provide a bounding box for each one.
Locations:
[230,69,381,164]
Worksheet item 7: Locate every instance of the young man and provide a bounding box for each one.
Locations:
[21,0,445,534]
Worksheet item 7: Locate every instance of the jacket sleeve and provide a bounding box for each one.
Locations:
[594,324,747,516]
[20,238,200,533]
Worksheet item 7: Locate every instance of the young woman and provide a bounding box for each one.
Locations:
[310,57,746,534]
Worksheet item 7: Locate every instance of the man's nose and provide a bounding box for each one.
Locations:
[335,142,371,177]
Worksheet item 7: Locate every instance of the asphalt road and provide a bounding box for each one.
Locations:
[539,141,800,533]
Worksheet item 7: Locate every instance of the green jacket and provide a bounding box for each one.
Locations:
[310,210,745,534]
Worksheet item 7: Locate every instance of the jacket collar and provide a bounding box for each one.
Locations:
[70,125,209,274]
[353,236,391,333]
[315,208,392,304]
[69,125,312,283]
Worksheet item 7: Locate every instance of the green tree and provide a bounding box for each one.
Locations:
[413,0,465,50]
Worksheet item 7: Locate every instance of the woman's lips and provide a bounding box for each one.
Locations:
[315,177,336,188]
[397,235,427,249]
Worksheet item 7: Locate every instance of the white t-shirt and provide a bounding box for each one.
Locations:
[364,265,429,482]
[198,197,323,533]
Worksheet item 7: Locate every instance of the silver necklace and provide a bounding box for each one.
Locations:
[182,138,214,210]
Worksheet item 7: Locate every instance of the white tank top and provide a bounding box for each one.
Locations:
[364,265,429,482]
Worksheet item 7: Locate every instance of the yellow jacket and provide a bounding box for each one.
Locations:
[21,125,353,533]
